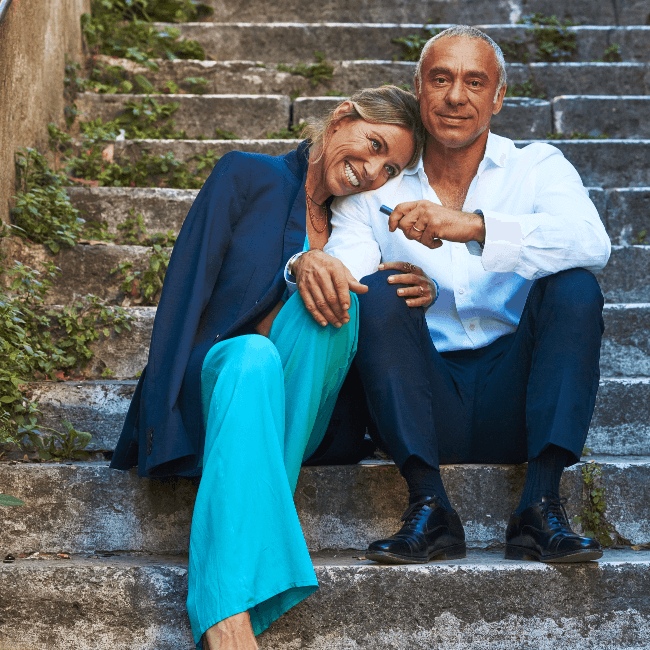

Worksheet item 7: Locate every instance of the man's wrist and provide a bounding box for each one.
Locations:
[473,210,486,247]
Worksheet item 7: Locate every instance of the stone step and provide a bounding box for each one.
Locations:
[198,0,647,26]
[23,377,650,457]
[0,299,641,380]
[3,239,646,305]
[295,94,650,139]
[88,57,650,98]
[114,138,650,187]
[0,457,649,555]
[67,185,650,247]
[164,23,650,64]
[75,93,290,140]
[1,549,650,650]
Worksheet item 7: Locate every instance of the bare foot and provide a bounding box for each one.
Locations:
[203,611,259,650]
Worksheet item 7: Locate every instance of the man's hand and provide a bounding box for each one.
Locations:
[379,261,437,308]
[293,249,368,327]
[388,200,485,249]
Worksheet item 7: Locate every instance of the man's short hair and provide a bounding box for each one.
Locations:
[415,25,507,101]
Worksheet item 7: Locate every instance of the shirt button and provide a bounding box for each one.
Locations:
[458,288,465,295]
[469,324,476,331]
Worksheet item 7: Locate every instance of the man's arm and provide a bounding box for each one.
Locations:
[388,147,611,280]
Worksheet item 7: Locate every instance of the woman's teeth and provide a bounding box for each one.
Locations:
[345,162,360,187]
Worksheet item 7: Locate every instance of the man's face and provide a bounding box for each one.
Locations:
[416,37,506,149]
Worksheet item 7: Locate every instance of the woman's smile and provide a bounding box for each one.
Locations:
[344,161,361,187]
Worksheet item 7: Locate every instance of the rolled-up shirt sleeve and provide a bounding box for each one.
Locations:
[325,192,382,281]
[481,147,611,280]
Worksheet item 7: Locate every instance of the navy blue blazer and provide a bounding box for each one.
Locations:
[111,142,311,477]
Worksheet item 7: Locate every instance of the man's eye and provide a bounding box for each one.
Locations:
[435,77,446,84]
[470,80,480,87]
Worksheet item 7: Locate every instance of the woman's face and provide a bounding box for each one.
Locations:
[320,115,416,198]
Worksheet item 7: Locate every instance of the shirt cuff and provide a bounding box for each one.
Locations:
[479,211,523,273]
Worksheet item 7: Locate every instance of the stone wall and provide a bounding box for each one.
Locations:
[0,0,90,224]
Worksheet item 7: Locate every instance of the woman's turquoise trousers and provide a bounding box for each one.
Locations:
[186,291,359,647]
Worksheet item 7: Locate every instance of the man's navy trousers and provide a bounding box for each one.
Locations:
[354,267,605,468]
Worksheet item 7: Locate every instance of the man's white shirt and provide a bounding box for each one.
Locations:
[324,132,611,353]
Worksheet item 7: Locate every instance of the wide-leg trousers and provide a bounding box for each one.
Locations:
[354,267,605,469]
[186,291,358,647]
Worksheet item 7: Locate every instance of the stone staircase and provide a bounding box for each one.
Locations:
[2,1,650,647]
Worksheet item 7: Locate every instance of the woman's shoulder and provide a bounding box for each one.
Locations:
[216,148,298,181]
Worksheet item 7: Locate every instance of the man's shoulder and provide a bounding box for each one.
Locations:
[492,133,566,167]
[332,172,407,212]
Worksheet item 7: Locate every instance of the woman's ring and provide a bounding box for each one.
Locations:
[412,225,423,232]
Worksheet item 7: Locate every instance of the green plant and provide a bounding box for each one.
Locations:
[183,76,208,94]
[0,494,25,506]
[501,13,579,64]
[81,96,188,140]
[392,26,442,62]
[506,79,547,99]
[573,462,617,547]
[116,210,177,247]
[276,52,335,86]
[266,124,306,140]
[214,128,239,140]
[81,0,207,71]
[602,43,622,62]
[632,230,647,245]
[22,420,94,460]
[545,132,609,140]
[11,148,85,253]
[112,243,172,304]
[324,90,347,97]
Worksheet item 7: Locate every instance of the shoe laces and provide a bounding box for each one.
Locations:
[400,497,440,526]
[540,496,570,529]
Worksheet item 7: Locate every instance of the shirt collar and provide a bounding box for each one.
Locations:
[404,131,510,178]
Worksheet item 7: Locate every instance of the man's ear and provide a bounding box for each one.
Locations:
[492,84,507,115]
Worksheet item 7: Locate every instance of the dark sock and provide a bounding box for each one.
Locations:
[401,456,453,511]
[515,444,570,515]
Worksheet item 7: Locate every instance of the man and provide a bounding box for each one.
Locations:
[296,25,611,564]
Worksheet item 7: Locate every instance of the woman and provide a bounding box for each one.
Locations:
[111,86,427,649]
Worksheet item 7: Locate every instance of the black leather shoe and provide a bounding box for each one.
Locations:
[505,495,603,563]
[366,496,466,564]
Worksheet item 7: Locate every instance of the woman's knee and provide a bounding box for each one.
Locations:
[224,335,283,381]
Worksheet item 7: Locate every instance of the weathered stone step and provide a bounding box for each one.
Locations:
[89,57,650,98]
[75,93,290,140]
[66,185,650,247]
[1,549,650,650]
[199,0,648,26]
[116,138,650,187]
[296,94,650,139]
[3,239,646,305]
[1,457,649,555]
[24,377,650,457]
[164,23,650,64]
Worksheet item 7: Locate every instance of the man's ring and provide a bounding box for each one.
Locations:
[403,263,415,273]
[419,286,424,296]
[412,225,423,232]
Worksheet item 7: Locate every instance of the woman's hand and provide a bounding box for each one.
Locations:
[379,261,437,308]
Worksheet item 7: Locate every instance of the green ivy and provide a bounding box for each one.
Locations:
[112,243,173,305]
[506,79,547,99]
[81,0,207,71]
[11,149,85,254]
[276,52,335,86]
[392,27,442,62]
[0,494,25,506]
[22,420,94,461]
[573,462,617,547]
[266,124,307,140]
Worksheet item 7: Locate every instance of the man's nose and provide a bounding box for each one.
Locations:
[445,79,467,105]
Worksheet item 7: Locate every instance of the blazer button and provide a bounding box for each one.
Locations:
[214,333,220,341]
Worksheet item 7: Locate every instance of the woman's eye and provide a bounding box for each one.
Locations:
[385,165,396,177]
[371,139,380,151]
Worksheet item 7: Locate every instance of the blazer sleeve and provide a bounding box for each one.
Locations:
[129,152,250,474]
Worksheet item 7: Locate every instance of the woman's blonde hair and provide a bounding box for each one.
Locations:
[301,85,425,169]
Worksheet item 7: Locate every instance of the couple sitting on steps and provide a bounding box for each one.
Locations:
[111,25,611,650]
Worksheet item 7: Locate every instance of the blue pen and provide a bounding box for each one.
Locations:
[379,204,394,216]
